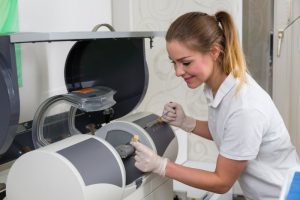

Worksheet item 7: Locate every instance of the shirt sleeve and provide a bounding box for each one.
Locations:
[220,108,267,160]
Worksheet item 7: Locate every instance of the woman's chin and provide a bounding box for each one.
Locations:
[186,83,198,89]
[186,82,202,89]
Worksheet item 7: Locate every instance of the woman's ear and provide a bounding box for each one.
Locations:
[210,44,221,61]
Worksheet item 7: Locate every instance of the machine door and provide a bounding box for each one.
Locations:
[64,38,149,130]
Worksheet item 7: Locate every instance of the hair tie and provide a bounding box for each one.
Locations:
[215,16,223,30]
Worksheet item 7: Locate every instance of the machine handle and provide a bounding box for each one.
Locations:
[92,23,115,32]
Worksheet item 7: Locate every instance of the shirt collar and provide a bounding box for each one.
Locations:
[203,73,237,108]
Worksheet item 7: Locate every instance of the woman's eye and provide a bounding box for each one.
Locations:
[182,62,191,66]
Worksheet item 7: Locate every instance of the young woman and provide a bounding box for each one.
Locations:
[131,11,300,200]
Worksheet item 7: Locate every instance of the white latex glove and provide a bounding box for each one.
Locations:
[161,102,196,132]
[130,141,168,176]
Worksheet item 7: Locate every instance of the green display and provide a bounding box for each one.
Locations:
[0,0,22,86]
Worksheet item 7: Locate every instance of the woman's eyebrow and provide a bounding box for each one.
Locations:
[169,56,192,62]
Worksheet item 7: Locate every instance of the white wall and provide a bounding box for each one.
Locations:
[17,0,112,122]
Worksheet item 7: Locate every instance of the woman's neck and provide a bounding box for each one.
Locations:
[206,67,228,97]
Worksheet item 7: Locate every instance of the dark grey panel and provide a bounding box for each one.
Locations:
[106,130,144,185]
[243,0,273,95]
[133,114,175,156]
[0,36,20,155]
[57,138,123,187]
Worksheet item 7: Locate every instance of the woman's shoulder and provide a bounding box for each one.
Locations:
[226,75,278,121]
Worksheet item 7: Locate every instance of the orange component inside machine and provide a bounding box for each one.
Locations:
[76,87,96,93]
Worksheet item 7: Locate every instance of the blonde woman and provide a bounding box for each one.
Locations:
[131,11,300,200]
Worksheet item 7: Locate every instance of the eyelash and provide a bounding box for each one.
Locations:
[171,61,191,66]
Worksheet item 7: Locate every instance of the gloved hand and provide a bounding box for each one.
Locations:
[130,141,168,176]
[161,102,196,132]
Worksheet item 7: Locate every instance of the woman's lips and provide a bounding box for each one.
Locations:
[184,76,194,83]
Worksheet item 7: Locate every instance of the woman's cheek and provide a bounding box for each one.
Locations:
[192,58,213,76]
[189,63,208,76]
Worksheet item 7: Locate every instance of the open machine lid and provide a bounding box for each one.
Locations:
[64,36,149,120]
[10,31,155,120]
[7,31,162,149]
[59,31,160,134]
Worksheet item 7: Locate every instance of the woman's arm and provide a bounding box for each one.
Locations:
[192,120,213,140]
[165,154,247,194]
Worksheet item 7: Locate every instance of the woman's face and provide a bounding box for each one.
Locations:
[166,40,215,89]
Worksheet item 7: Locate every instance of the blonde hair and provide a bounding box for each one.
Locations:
[166,11,247,90]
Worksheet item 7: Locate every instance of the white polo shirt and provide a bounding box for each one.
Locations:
[203,73,300,200]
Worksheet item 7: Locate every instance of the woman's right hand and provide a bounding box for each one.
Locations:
[161,102,196,133]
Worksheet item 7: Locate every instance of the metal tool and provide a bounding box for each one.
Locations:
[144,111,170,129]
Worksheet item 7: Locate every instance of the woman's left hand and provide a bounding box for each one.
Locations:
[130,141,168,176]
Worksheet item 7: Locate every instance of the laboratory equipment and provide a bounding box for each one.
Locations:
[0,31,178,200]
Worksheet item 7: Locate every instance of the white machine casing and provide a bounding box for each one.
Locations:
[6,112,178,200]
[0,32,178,200]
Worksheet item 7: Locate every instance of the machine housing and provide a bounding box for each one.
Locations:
[0,31,178,200]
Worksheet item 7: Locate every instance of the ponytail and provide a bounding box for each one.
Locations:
[215,11,247,90]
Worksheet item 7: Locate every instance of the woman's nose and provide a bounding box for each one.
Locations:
[175,64,185,77]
